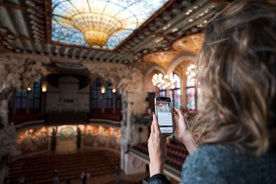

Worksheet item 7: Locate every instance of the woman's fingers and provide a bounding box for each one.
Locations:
[148,113,166,176]
[174,106,181,114]
[151,116,154,134]
[152,114,161,135]
[173,107,180,120]
[154,114,160,134]
[172,107,189,143]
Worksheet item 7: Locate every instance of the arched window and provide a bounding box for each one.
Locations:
[90,77,121,114]
[158,73,181,106]
[90,77,102,110]
[186,69,197,111]
[172,73,181,107]
[9,75,42,114]
[29,81,42,109]
[15,90,27,110]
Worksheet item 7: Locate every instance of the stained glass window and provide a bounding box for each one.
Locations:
[29,82,42,109]
[186,71,197,111]
[91,78,102,110]
[52,0,169,49]
[10,76,42,112]
[90,77,121,112]
[15,91,27,109]
[158,73,181,107]
[172,73,181,107]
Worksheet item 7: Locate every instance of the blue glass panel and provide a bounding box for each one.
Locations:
[52,0,169,49]
[92,101,96,109]
[17,91,26,97]
[34,99,40,109]
[30,100,34,109]
[16,100,21,109]
[97,100,102,108]
[21,100,26,109]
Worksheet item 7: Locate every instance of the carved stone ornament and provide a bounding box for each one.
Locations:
[0,54,50,127]
[83,62,144,95]
[0,123,21,159]
[0,54,49,93]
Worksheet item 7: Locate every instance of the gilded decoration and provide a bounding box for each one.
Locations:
[83,125,121,150]
[17,127,49,154]
[15,125,121,154]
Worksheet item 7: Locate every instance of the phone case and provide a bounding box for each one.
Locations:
[154,97,174,134]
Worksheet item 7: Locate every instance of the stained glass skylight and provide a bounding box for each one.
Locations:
[52,0,169,50]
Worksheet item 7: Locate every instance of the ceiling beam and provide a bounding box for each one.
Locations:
[0,2,26,11]
[209,0,229,6]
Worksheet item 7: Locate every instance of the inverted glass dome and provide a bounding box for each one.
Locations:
[52,0,169,50]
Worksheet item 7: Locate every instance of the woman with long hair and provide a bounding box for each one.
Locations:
[148,0,276,183]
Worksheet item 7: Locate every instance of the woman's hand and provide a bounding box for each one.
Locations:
[148,114,167,177]
[173,107,189,142]
[173,107,198,153]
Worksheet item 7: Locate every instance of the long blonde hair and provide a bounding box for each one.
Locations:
[191,0,276,156]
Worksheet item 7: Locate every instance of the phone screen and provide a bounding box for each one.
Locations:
[154,97,174,134]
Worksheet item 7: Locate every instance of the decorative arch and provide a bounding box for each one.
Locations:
[144,64,166,84]
[166,51,196,75]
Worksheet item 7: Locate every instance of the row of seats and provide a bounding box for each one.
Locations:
[9,149,120,184]
[132,140,189,171]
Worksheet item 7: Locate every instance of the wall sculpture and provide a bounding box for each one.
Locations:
[15,125,121,155]
[16,127,49,154]
[83,125,121,151]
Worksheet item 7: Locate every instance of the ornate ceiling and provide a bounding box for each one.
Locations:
[51,0,170,49]
[0,0,233,74]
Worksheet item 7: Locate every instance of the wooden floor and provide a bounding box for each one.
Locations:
[9,149,149,184]
[59,172,149,184]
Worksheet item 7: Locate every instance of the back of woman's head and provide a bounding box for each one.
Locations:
[193,0,276,156]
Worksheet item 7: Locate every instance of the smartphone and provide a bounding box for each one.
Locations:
[154,97,174,134]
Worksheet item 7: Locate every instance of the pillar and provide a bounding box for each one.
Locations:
[120,93,146,175]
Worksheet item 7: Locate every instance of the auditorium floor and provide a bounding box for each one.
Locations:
[59,172,149,184]
[9,149,150,184]
[56,149,150,183]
